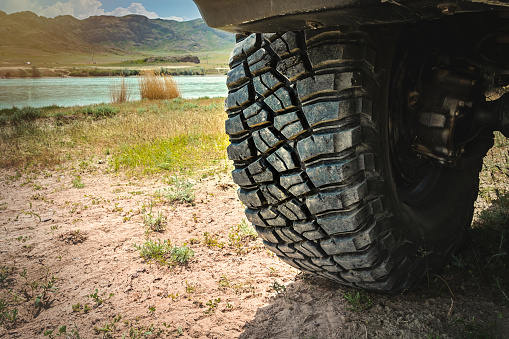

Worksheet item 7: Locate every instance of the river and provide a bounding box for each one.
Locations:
[0,76,227,109]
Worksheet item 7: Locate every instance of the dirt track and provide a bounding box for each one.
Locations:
[0,165,508,338]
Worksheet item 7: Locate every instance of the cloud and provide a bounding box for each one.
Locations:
[108,3,158,19]
[2,0,176,20]
[162,16,185,22]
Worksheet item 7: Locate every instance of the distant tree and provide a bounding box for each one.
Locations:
[31,65,41,77]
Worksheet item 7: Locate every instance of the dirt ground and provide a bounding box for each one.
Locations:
[0,163,508,338]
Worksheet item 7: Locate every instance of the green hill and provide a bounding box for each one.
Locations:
[0,11,235,61]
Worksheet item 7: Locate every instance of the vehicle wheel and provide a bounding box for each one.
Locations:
[225,25,491,292]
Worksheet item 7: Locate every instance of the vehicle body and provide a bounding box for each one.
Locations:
[194,0,509,32]
[193,0,509,292]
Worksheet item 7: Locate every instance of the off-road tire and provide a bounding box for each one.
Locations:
[224,26,486,292]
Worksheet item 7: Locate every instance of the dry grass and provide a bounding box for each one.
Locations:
[139,70,180,100]
[0,98,228,173]
[109,78,131,104]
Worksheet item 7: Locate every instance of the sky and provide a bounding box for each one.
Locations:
[0,0,202,21]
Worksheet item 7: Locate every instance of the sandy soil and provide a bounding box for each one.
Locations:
[0,163,508,338]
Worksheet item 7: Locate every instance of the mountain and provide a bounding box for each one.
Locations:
[0,11,235,58]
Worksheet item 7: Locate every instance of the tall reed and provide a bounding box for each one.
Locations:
[109,78,131,103]
[139,70,180,100]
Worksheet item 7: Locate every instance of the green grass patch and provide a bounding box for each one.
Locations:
[156,177,195,203]
[80,105,119,119]
[133,239,195,266]
[0,98,228,172]
[111,134,227,174]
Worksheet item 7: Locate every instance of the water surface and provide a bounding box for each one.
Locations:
[0,76,227,109]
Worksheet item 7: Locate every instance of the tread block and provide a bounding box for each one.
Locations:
[299,241,326,257]
[311,256,336,267]
[226,84,253,111]
[352,221,379,250]
[316,204,372,235]
[297,127,362,163]
[262,240,285,257]
[246,109,270,128]
[247,158,274,183]
[320,236,357,255]
[248,48,272,75]
[270,32,299,58]
[306,157,365,188]
[275,229,296,243]
[302,99,371,128]
[227,137,256,161]
[266,145,299,172]
[312,257,343,272]
[264,87,295,113]
[260,184,289,204]
[225,114,247,136]
[302,230,327,241]
[293,221,320,234]
[229,34,260,67]
[276,54,307,81]
[253,72,284,97]
[278,243,306,259]
[245,208,266,226]
[297,259,324,272]
[334,243,383,271]
[277,199,308,220]
[278,227,305,242]
[308,44,375,70]
[274,111,306,139]
[227,63,249,89]
[260,207,290,226]
[306,181,367,214]
[280,172,312,196]
[340,259,391,283]
[296,72,371,102]
[306,191,343,215]
[320,221,380,255]
[252,127,283,153]
[237,188,264,208]
[243,102,263,119]
[296,73,335,101]
[243,102,270,128]
[231,168,253,186]
[255,226,279,243]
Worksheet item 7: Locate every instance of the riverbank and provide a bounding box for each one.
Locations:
[0,65,228,79]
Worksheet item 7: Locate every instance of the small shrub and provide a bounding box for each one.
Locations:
[72,176,84,188]
[80,105,119,119]
[133,239,172,265]
[170,245,194,264]
[343,290,372,312]
[204,232,224,248]
[133,239,194,266]
[139,70,180,100]
[143,209,166,232]
[109,78,131,104]
[10,107,42,123]
[228,219,257,254]
[158,177,195,203]
[205,298,221,314]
